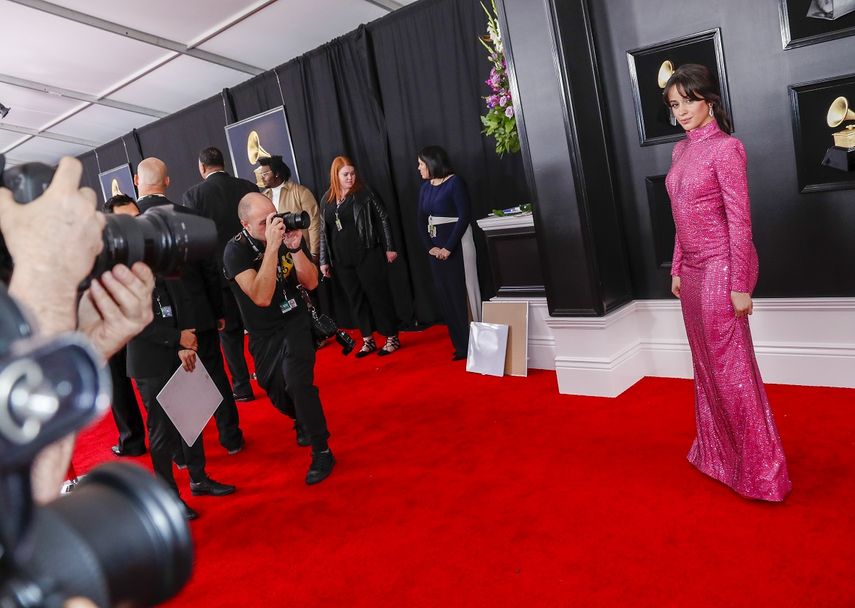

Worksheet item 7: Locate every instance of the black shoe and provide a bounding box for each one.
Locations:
[179,499,198,520]
[305,450,335,485]
[111,444,146,457]
[226,438,245,455]
[232,391,254,402]
[377,335,400,357]
[355,337,376,358]
[190,477,236,497]
[294,423,310,447]
[452,352,466,361]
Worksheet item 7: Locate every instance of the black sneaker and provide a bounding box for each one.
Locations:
[305,450,335,485]
[294,422,310,447]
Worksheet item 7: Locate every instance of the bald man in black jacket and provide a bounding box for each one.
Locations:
[182,147,258,402]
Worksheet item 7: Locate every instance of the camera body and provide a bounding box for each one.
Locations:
[273,210,310,231]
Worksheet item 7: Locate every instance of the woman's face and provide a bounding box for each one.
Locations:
[666,85,713,132]
[338,165,356,193]
[417,158,430,180]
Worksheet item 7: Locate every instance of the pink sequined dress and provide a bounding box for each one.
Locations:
[666,120,791,502]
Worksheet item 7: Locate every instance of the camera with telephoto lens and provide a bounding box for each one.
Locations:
[273,210,310,231]
[0,154,217,281]
[0,287,193,607]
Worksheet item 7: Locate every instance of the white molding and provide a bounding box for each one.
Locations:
[490,296,855,397]
[476,213,535,231]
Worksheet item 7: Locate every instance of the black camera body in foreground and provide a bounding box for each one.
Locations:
[0,155,217,281]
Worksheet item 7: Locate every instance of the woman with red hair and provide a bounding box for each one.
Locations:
[319,157,400,356]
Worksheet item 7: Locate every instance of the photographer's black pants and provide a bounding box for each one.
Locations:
[197,328,243,451]
[336,247,398,338]
[248,312,330,451]
[135,374,207,492]
[108,347,145,452]
[219,287,252,397]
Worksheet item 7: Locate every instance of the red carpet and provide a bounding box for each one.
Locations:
[72,325,855,607]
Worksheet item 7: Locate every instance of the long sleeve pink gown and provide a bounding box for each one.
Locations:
[666,119,792,502]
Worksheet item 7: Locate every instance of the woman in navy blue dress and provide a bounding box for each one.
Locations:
[416,146,481,360]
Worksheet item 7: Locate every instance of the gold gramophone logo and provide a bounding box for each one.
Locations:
[111,178,122,197]
[826,96,855,150]
[658,60,677,126]
[657,60,675,89]
[247,130,272,188]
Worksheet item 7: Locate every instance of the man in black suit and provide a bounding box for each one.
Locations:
[137,158,245,455]
[129,157,237,519]
[182,147,258,403]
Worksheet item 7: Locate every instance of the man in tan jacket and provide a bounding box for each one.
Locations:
[258,156,321,263]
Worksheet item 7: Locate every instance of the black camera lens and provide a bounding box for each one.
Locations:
[91,205,217,279]
[27,463,193,607]
[275,211,310,231]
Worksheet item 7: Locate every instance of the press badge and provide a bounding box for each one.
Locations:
[279,298,298,315]
[335,214,343,231]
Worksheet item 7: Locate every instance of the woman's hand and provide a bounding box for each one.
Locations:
[178,349,197,372]
[428,247,441,258]
[320,264,331,278]
[671,276,681,299]
[731,291,753,317]
[435,248,451,261]
[386,251,398,263]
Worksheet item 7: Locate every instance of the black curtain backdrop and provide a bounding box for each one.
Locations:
[135,95,231,203]
[367,0,530,319]
[78,150,101,204]
[78,0,530,327]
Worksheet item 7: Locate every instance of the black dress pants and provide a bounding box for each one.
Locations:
[429,246,470,357]
[249,312,329,450]
[336,247,398,338]
[196,328,243,450]
[108,347,145,452]
[220,287,252,397]
[135,374,207,492]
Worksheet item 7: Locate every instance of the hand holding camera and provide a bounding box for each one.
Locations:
[1,158,106,335]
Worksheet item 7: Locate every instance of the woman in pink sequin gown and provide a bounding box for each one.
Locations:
[664,64,791,502]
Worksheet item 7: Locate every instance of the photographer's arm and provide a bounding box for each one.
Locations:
[284,231,318,290]
[233,244,279,306]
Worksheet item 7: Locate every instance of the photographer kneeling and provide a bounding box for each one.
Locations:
[224,193,334,484]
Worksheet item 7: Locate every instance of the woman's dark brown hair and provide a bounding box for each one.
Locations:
[662,63,733,134]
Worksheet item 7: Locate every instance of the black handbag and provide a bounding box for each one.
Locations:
[297,286,354,355]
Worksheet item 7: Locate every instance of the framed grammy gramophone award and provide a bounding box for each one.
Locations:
[779,0,855,49]
[224,106,299,188]
[627,28,732,146]
[789,73,855,192]
[98,164,136,204]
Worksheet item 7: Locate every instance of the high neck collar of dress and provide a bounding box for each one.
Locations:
[686,119,720,142]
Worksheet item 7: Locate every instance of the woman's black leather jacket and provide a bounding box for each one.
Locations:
[319,188,395,266]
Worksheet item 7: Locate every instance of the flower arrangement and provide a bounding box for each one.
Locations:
[479,0,520,156]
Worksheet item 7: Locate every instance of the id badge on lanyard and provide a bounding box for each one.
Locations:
[155,293,173,318]
[335,210,343,232]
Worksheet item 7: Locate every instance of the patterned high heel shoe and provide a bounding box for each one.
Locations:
[355,336,376,358]
[377,335,400,357]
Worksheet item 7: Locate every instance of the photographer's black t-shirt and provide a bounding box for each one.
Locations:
[223,232,308,335]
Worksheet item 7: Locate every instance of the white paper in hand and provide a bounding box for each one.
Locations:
[156,358,223,446]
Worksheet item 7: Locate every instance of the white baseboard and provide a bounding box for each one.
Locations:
[491,296,855,397]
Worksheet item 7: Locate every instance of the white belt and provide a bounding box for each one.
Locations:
[428,215,458,237]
